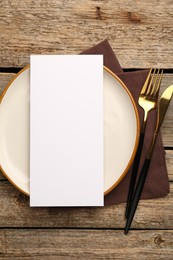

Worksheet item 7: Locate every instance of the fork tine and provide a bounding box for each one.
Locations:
[150,69,160,96]
[146,68,156,96]
[153,69,163,98]
[141,68,152,95]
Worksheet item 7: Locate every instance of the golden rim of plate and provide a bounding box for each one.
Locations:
[0,65,140,197]
[103,66,140,195]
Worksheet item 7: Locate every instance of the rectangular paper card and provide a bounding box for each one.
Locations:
[30,55,104,206]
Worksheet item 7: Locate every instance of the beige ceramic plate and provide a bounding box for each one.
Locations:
[0,66,139,196]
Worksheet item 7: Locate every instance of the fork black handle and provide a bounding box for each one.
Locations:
[124,158,151,234]
[125,132,145,219]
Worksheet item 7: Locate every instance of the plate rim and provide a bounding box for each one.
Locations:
[103,66,140,195]
[0,65,140,197]
[0,65,30,196]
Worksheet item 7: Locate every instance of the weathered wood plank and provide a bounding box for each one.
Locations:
[0,148,172,183]
[166,150,173,181]
[0,72,173,146]
[0,181,172,229]
[0,0,173,68]
[0,231,6,254]
[0,73,173,180]
[159,74,173,147]
[0,73,16,95]
[0,229,172,259]
[0,2,172,258]
[0,149,172,180]
[1,148,173,183]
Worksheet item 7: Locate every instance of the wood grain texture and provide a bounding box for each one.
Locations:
[166,150,173,181]
[0,73,172,177]
[0,149,172,180]
[0,148,172,187]
[0,0,173,68]
[0,181,172,229]
[0,73,16,95]
[0,0,173,258]
[0,229,172,259]
[0,72,173,146]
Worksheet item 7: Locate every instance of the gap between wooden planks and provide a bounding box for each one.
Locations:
[0,181,172,229]
[0,72,173,146]
[0,0,173,68]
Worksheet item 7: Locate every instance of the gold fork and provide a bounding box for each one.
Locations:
[125,83,172,235]
[125,68,163,218]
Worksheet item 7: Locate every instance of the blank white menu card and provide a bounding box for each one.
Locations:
[30,55,103,206]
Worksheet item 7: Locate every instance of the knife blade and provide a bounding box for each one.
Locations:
[124,84,173,234]
[147,84,173,158]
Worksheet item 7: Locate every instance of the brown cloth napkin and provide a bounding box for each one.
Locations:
[82,40,169,205]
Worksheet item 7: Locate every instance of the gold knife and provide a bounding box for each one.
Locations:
[148,84,173,159]
[125,84,173,234]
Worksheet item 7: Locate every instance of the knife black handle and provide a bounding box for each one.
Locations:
[125,132,145,219]
[124,158,151,234]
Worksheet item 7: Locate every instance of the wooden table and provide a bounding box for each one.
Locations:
[0,1,173,258]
